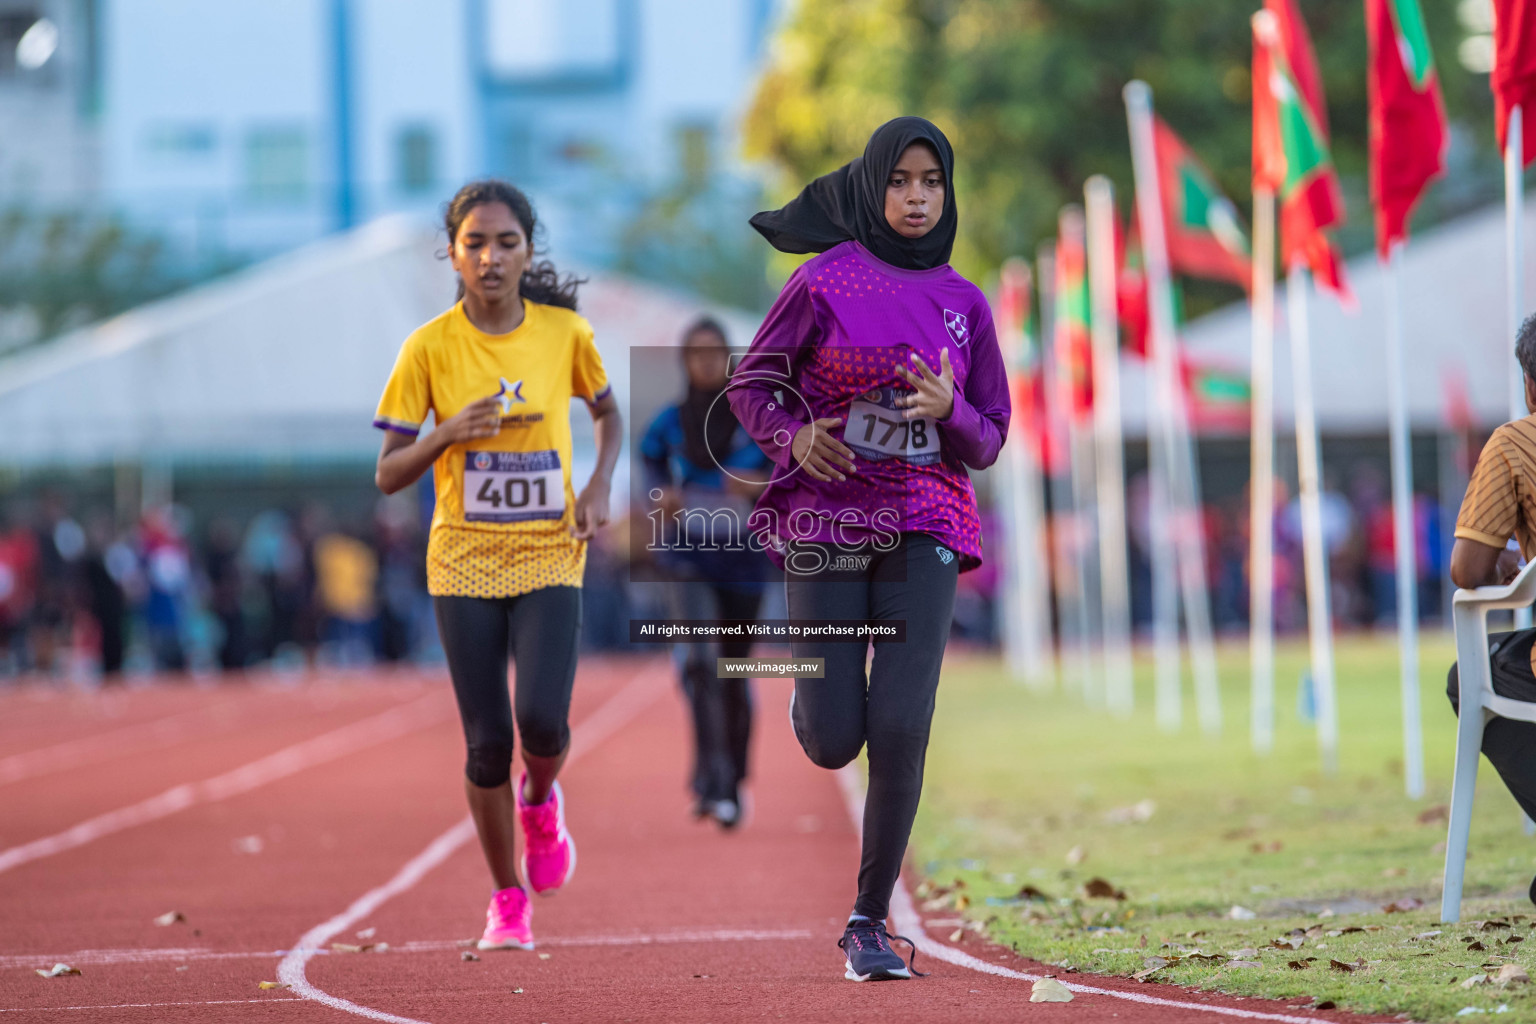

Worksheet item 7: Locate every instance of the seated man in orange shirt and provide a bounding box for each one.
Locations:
[1448,316,1536,901]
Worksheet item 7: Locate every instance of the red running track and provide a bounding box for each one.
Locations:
[0,660,1400,1023]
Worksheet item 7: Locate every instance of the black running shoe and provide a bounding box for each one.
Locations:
[838,919,923,981]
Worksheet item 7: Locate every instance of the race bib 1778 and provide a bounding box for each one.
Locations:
[843,388,942,465]
[463,449,564,523]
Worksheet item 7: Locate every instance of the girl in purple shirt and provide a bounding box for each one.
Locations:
[727,117,1010,982]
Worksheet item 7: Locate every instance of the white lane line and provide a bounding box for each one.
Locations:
[0,929,816,973]
[834,766,1328,1024]
[0,998,305,1014]
[0,694,451,876]
[0,702,241,787]
[277,664,670,1024]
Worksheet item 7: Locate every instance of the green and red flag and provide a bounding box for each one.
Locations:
[1154,117,1253,290]
[1181,355,1253,433]
[995,258,1047,457]
[1054,217,1094,423]
[1367,0,1446,256]
[1253,0,1354,305]
[1493,0,1536,166]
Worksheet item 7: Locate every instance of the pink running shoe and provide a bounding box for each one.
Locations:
[517,776,576,894]
[476,886,534,951]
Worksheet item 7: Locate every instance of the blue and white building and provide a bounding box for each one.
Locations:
[8,0,781,265]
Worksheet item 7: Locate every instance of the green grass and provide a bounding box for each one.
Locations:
[913,633,1536,1022]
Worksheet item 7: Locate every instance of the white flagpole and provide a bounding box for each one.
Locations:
[1170,371,1223,735]
[1383,241,1423,798]
[1126,85,1183,732]
[1125,80,1222,735]
[1507,106,1531,631]
[1060,206,1102,707]
[1086,176,1135,716]
[1286,264,1340,773]
[1040,245,1086,696]
[999,259,1056,690]
[1250,186,1278,754]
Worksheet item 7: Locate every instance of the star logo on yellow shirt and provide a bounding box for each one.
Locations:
[495,377,526,415]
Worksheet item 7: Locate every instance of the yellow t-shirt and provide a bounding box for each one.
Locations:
[373,299,611,598]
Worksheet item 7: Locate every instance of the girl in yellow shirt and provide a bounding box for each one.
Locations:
[374,180,622,951]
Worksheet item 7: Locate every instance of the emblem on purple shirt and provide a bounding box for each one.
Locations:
[943,309,969,346]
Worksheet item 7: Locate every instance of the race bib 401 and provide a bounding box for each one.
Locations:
[464,450,564,522]
[844,388,942,465]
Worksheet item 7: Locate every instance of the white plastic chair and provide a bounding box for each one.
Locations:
[1442,560,1536,923]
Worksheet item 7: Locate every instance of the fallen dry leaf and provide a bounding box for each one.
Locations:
[1461,974,1491,989]
[1383,897,1424,913]
[1142,956,1170,970]
[1229,947,1259,958]
[1138,934,1149,949]
[538,953,551,960]
[1330,960,1355,973]
[1416,931,1443,941]
[34,964,79,978]
[258,981,289,990]
[1227,960,1261,969]
[1015,885,1050,902]
[1066,845,1087,866]
[1468,942,1488,952]
[1287,960,1309,970]
[921,896,950,912]
[1248,840,1284,854]
[1418,804,1450,826]
[1082,877,1127,901]
[356,928,376,940]
[1382,866,1408,878]
[153,911,186,927]
[1228,906,1257,920]
[512,987,524,994]
[1030,978,1074,1002]
[1496,964,1530,987]
[1507,936,1525,945]
[949,928,964,943]
[460,951,479,962]
[1315,1000,1337,1010]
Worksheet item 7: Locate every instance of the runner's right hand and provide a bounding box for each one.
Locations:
[792,418,855,482]
[438,397,503,444]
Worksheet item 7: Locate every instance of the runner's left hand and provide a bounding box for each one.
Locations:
[571,479,611,540]
[894,349,954,421]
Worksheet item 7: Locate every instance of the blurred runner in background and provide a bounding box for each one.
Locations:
[641,316,770,829]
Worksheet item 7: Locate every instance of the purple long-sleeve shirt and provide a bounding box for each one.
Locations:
[726,241,1010,572]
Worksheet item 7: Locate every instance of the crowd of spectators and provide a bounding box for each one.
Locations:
[0,456,1464,682]
[0,493,436,680]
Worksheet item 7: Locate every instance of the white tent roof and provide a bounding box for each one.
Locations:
[0,215,761,469]
[1120,199,1527,436]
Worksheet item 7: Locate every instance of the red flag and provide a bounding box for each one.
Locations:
[1253,2,1355,304]
[1367,0,1447,256]
[1153,117,1253,290]
[1117,222,1150,358]
[1494,0,1536,166]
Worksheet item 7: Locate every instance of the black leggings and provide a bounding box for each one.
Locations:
[672,581,762,802]
[1448,628,1536,821]
[785,532,959,921]
[434,587,581,789]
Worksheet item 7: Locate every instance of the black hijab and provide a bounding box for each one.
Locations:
[749,116,957,271]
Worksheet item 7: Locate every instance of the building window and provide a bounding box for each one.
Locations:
[144,123,217,158]
[484,0,619,79]
[396,124,436,195]
[244,126,309,204]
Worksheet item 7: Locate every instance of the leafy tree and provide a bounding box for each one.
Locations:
[744,0,1493,298]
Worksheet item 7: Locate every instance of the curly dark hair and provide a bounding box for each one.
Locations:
[443,180,583,311]
[1518,311,1536,384]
